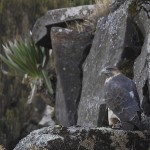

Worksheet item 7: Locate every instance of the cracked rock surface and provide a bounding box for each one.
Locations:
[14,126,150,150]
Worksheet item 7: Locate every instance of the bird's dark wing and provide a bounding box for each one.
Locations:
[104,80,140,122]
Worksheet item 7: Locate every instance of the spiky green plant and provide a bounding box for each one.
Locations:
[0,38,53,103]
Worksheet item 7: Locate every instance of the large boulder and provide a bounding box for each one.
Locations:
[51,27,93,126]
[77,0,142,127]
[32,5,95,48]
[134,3,150,37]
[110,0,128,12]
[14,126,150,150]
[133,32,150,115]
[133,4,150,128]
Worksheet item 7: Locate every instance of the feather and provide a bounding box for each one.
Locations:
[104,73,141,129]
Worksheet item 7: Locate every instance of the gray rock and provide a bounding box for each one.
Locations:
[136,44,150,128]
[148,41,150,104]
[110,0,128,12]
[134,4,150,36]
[14,126,150,150]
[32,5,95,48]
[77,0,141,127]
[133,6,150,120]
[133,33,149,112]
[51,27,93,126]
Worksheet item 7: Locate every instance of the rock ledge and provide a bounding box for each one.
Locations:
[14,126,150,150]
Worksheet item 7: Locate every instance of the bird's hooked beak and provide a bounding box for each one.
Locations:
[100,68,109,75]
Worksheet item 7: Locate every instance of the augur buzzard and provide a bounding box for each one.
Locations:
[101,66,142,130]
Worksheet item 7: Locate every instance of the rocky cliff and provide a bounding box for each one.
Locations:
[14,126,150,150]
[13,0,150,149]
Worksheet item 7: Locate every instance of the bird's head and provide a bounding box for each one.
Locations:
[101,66,120,77]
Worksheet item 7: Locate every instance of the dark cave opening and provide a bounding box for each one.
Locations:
[118,47,142,79]
[118,22,144,79]
[118,21,150,118]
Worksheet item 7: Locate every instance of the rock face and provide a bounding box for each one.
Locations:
[77,0,142,127]
[32,5,95,48]
[7,1,150,149]
[51,27,93,126]
[110,0,127,12]
[134,32,150,115]
[14,126,150,150]
[133,5,150,128]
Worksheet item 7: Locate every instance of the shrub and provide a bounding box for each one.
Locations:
[0,38,53,103]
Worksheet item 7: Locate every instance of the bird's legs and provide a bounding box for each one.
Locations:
[112,121,122,129]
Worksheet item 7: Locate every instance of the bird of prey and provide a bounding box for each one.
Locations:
[101,66,142,130]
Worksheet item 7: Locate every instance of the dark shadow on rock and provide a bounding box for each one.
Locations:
[133,4,150,129]
[142,80,150,116]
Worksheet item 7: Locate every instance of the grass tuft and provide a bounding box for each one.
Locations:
[66,0,112,33]
[0,38,53,103]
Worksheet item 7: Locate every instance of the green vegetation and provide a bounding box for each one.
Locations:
[0,0,111,149]
[128,0,150,18]
[0,73,31,149]
[0,0,111,45]
[0,0,94,43]
[0,38,53,103]
[0,0,111,102]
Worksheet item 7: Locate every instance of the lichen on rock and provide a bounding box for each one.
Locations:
[14,126,150,150]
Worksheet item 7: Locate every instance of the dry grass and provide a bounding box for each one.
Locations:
[86,0,112,27]
[66,0,112,33]
[95,0,112,16]
[65,20,85,33]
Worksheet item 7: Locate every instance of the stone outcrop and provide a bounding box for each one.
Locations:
[134,3,150,37]
[9,1,150,149]
[14,126,150,150]
[32,5,95,48]
[51,27,93,126]
[110,0,128,12]
[133,4,150,128]
[77,0,143,127]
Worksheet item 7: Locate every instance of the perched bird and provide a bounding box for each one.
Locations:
[101,66,142,130]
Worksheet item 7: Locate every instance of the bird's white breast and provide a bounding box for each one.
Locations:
[105,73,121,84]
[108,108,120,125]
[105,76,113,83]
